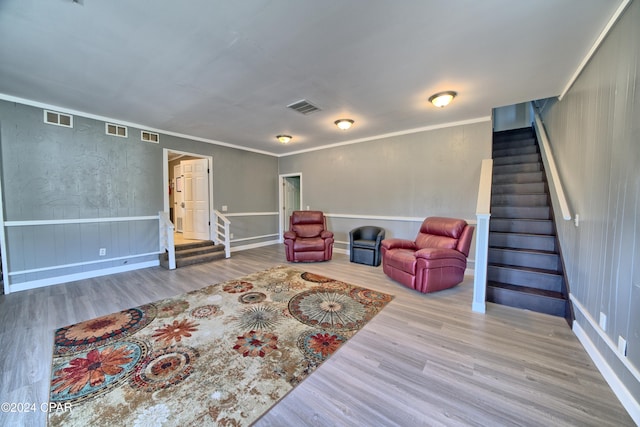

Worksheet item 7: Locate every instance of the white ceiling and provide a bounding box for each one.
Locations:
[0,0,624,156]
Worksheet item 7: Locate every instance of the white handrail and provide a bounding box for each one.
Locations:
[473,158,493,314]
[213,210,231,258]
[158,211,176,269]
[531,102,572,221]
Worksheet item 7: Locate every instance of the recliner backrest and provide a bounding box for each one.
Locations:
[290,211,326,238]
[354,226,383,241]
[414,217,468,251]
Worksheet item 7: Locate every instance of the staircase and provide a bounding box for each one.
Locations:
[160,240,226,269]
[487,127,572,322]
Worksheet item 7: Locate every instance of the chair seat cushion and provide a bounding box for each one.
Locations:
[293,237,325,252]
[383,249,417,274]
[352,239,377,249]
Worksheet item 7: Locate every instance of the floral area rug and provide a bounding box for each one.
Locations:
[48,265,393,426]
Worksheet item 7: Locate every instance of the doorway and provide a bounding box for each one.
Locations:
[279,173,302,239]
[164,149,214,243]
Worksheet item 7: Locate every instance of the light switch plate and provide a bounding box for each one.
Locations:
[599,312,607,331]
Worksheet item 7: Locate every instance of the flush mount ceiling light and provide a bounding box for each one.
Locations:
[276,134,292,144]
[429,91,457,108]
[334,119,354,130]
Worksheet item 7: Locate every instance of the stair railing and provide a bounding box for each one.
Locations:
[158,211,176,270]
[531,102,572,221]
[213,210,231,258]
[473,158,493,313]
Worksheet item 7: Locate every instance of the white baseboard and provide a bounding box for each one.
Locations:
[9,260,159,293]
[573,321,640,425]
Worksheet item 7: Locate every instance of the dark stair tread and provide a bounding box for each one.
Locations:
[488,262,562,276]
[490,206,551,220]
[492,161,542,169]
[489,229,554,236]
[492,165,543,175]
[492,171,544,181]
[493,145,539,155]
[490,218,554,224]
[487,281,565,299]
[488,246,558,256]
[491,193,550,205]
[489,231,555,238]
[492,154,541,165]
[492,182,547,192]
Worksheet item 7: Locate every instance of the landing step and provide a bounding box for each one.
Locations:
[174,244,224,259]
[175,240,216,251]
[160,240,226,269]
[487,281,567,317]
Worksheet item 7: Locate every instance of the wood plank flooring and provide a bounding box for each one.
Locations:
[0,245,634,426]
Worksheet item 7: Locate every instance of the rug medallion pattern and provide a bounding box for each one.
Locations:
[48,266,393,426]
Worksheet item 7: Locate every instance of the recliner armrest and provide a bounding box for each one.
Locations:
[415,247,466,261]
[381,239,416,250]
[284,231,297,240]
[320,230,334,239]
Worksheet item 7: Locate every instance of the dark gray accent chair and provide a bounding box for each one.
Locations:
[349,226,385,266]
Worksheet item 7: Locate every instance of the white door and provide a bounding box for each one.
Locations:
[281,175,301,235]
[182,159,210,241]
[174,164,184,232]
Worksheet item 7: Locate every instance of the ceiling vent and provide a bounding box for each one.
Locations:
[287,99,321,115]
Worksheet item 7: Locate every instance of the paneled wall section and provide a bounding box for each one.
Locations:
[541,0,639,403]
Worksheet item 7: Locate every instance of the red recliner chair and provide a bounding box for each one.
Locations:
[381,217,474,293]
[284,211,334,262]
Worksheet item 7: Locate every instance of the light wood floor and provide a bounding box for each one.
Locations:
[0,245,634,426]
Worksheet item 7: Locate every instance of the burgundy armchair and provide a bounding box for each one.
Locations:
[381,217,474,293]
[284,211,334,262]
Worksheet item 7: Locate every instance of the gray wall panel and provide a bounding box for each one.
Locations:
[0,103,164,220]
[159,135,279,215]
[229,216,278,242]
[541,0,639,400]
[0,100,279,287]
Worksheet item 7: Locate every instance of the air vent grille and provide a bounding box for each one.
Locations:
[141,131,159,143]
[44,110,73,128]
[106,123,127,138]
[287,99,321,115]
